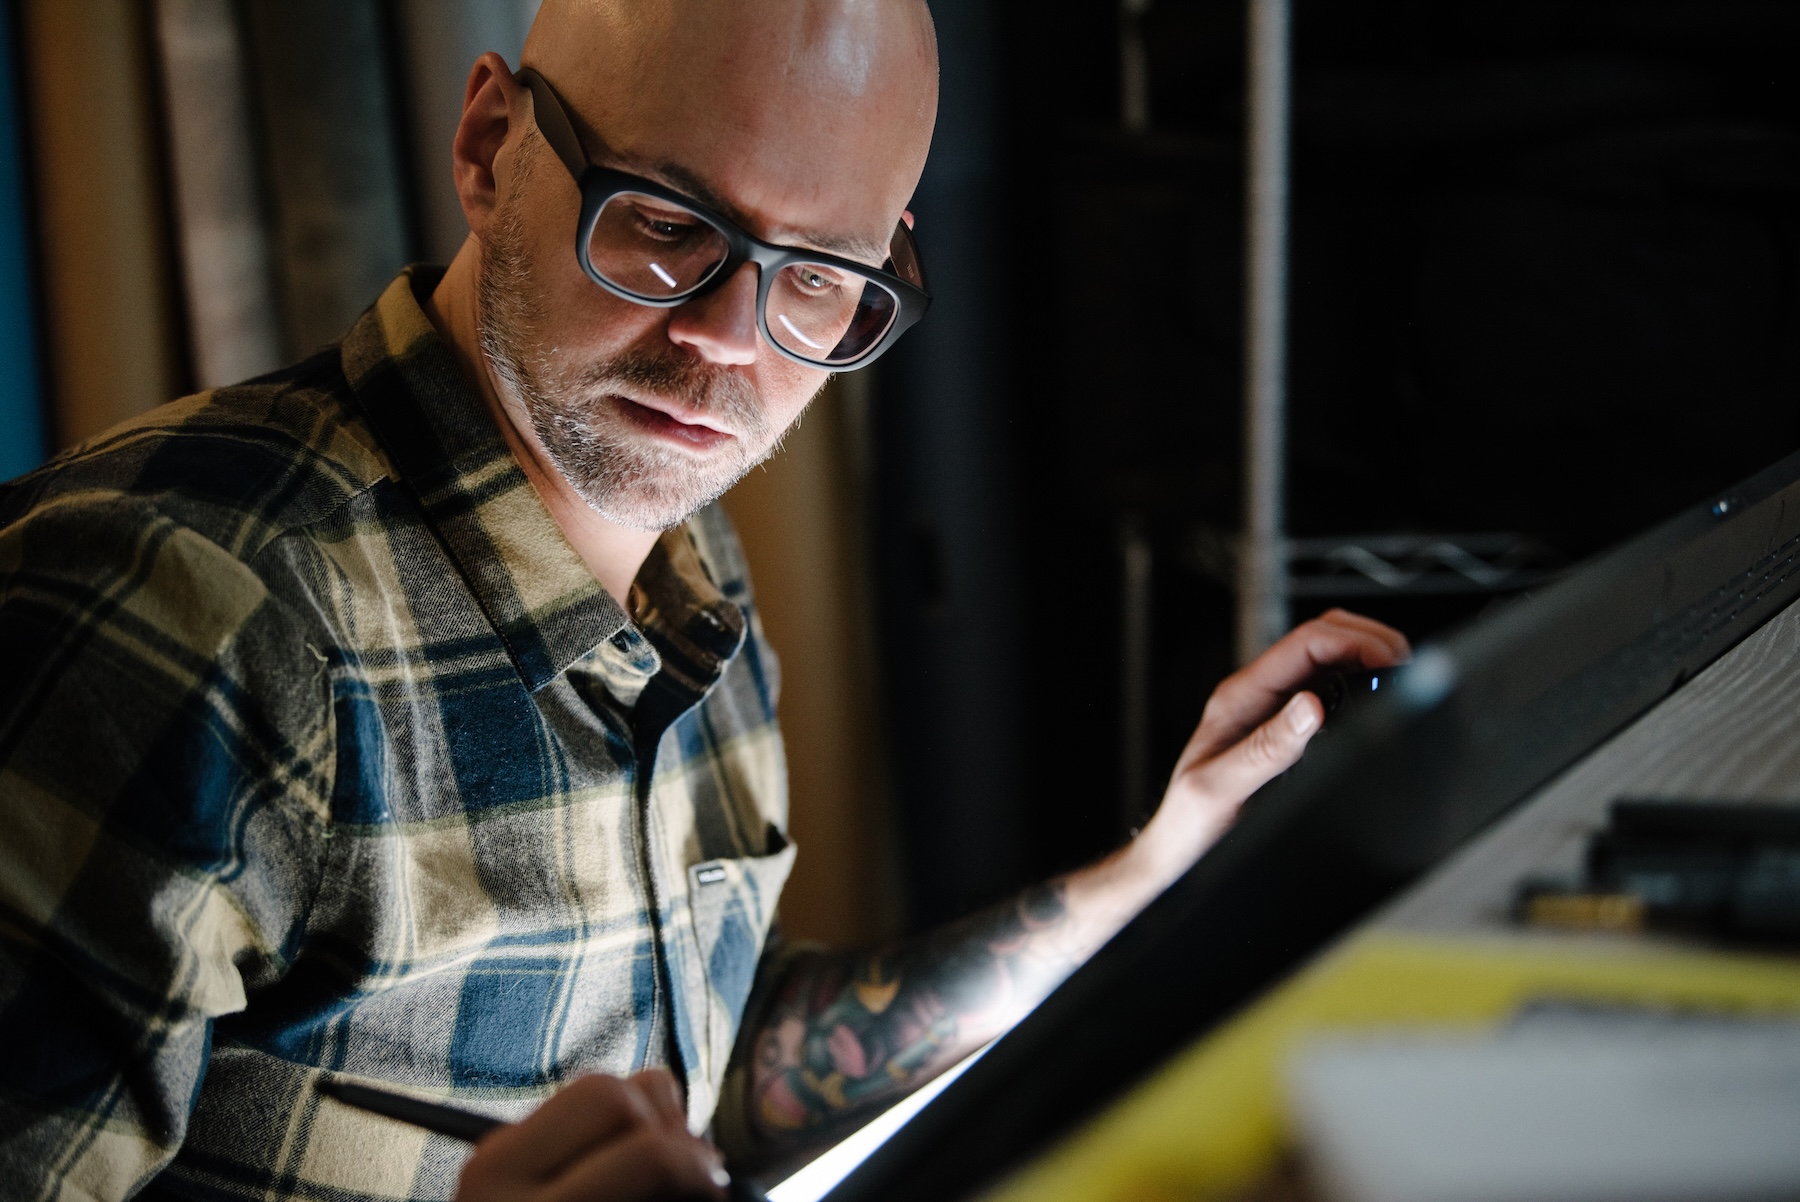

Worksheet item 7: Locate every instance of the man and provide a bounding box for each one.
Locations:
[0,1,1406,1199]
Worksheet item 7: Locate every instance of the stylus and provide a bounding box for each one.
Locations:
[316,1076,503,1142]
[314,1076,768,1200]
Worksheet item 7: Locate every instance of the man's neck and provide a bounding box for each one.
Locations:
[422,243,662,607]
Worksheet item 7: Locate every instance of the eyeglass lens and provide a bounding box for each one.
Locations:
[588,192,730,296]
[588,191,902,366]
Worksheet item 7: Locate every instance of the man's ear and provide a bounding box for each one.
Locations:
[451,52,521,235]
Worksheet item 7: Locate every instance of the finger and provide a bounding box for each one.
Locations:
[629,1069,687,1130]
[1195,614,1408,750]
[1180,690,1322,809]
[1259,611,1410,683]
[473,1074,663,1181]
[1314,608,1412,663]
[542,1124,728,1202]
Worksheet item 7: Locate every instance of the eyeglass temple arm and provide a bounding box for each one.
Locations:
[514,68,591,182]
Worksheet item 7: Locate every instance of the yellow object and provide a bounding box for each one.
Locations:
[1522,892,1646,933]
[979,932,1800,1202]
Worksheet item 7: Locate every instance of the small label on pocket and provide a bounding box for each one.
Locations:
[694,864,728,886]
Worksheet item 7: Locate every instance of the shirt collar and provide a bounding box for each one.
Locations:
[340,268,743,696]
[631,523,747,715]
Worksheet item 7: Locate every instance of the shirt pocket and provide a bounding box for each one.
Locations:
[687,834,796,1030]
[683,832,795,1115]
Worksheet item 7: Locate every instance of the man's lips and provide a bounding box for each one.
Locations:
[611,394,733,450]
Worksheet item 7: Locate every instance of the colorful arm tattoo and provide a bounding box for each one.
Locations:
[744,881,1080,1152]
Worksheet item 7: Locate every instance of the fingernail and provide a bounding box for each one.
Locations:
[1286,693,1319,735]
[711,1165,732,1189]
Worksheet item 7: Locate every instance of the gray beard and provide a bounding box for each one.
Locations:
[475,181,775,532]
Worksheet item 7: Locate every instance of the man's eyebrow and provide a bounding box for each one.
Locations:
[645,158,891,266]
[788,228,891,265]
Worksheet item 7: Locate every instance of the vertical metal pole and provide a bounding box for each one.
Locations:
[1117,0,1155,832]
[1237,0,1292,664]
[1120,0,1152,134]
[1118,517,1153,834]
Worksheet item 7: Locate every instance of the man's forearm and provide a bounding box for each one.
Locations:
[741,881,1073,1153]
[740,841,1174,1156]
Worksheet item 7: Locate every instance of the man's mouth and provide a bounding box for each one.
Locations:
[610,394,734,451]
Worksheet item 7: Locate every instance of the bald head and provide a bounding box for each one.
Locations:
[521,0,938,258]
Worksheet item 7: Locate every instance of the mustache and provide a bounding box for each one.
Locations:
[568,349,768,440]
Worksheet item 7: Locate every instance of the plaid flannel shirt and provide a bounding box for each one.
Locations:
[0,269,794,1201]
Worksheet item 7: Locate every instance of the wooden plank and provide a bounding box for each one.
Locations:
[153,0,282,389]
[21,0,183,448]
[241,0,412,360]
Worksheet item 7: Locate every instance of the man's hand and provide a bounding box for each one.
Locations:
[1136,608,1411,885]
[458,1071,729,1202]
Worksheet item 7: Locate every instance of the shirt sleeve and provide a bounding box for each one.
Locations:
[0,494,335,1199]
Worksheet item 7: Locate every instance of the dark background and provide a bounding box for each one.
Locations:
[873,0,1800,928]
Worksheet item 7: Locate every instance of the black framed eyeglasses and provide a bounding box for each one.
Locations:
[515,68,931,371]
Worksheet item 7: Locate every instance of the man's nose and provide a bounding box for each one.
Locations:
[666,262,760,367]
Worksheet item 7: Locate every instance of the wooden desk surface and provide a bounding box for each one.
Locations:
[1381,592,1800,941]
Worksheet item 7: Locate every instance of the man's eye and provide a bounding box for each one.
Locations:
[792,267,839,293]
[634,210,700,240]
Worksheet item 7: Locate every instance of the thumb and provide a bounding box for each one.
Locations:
[1182,691,1321,808]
